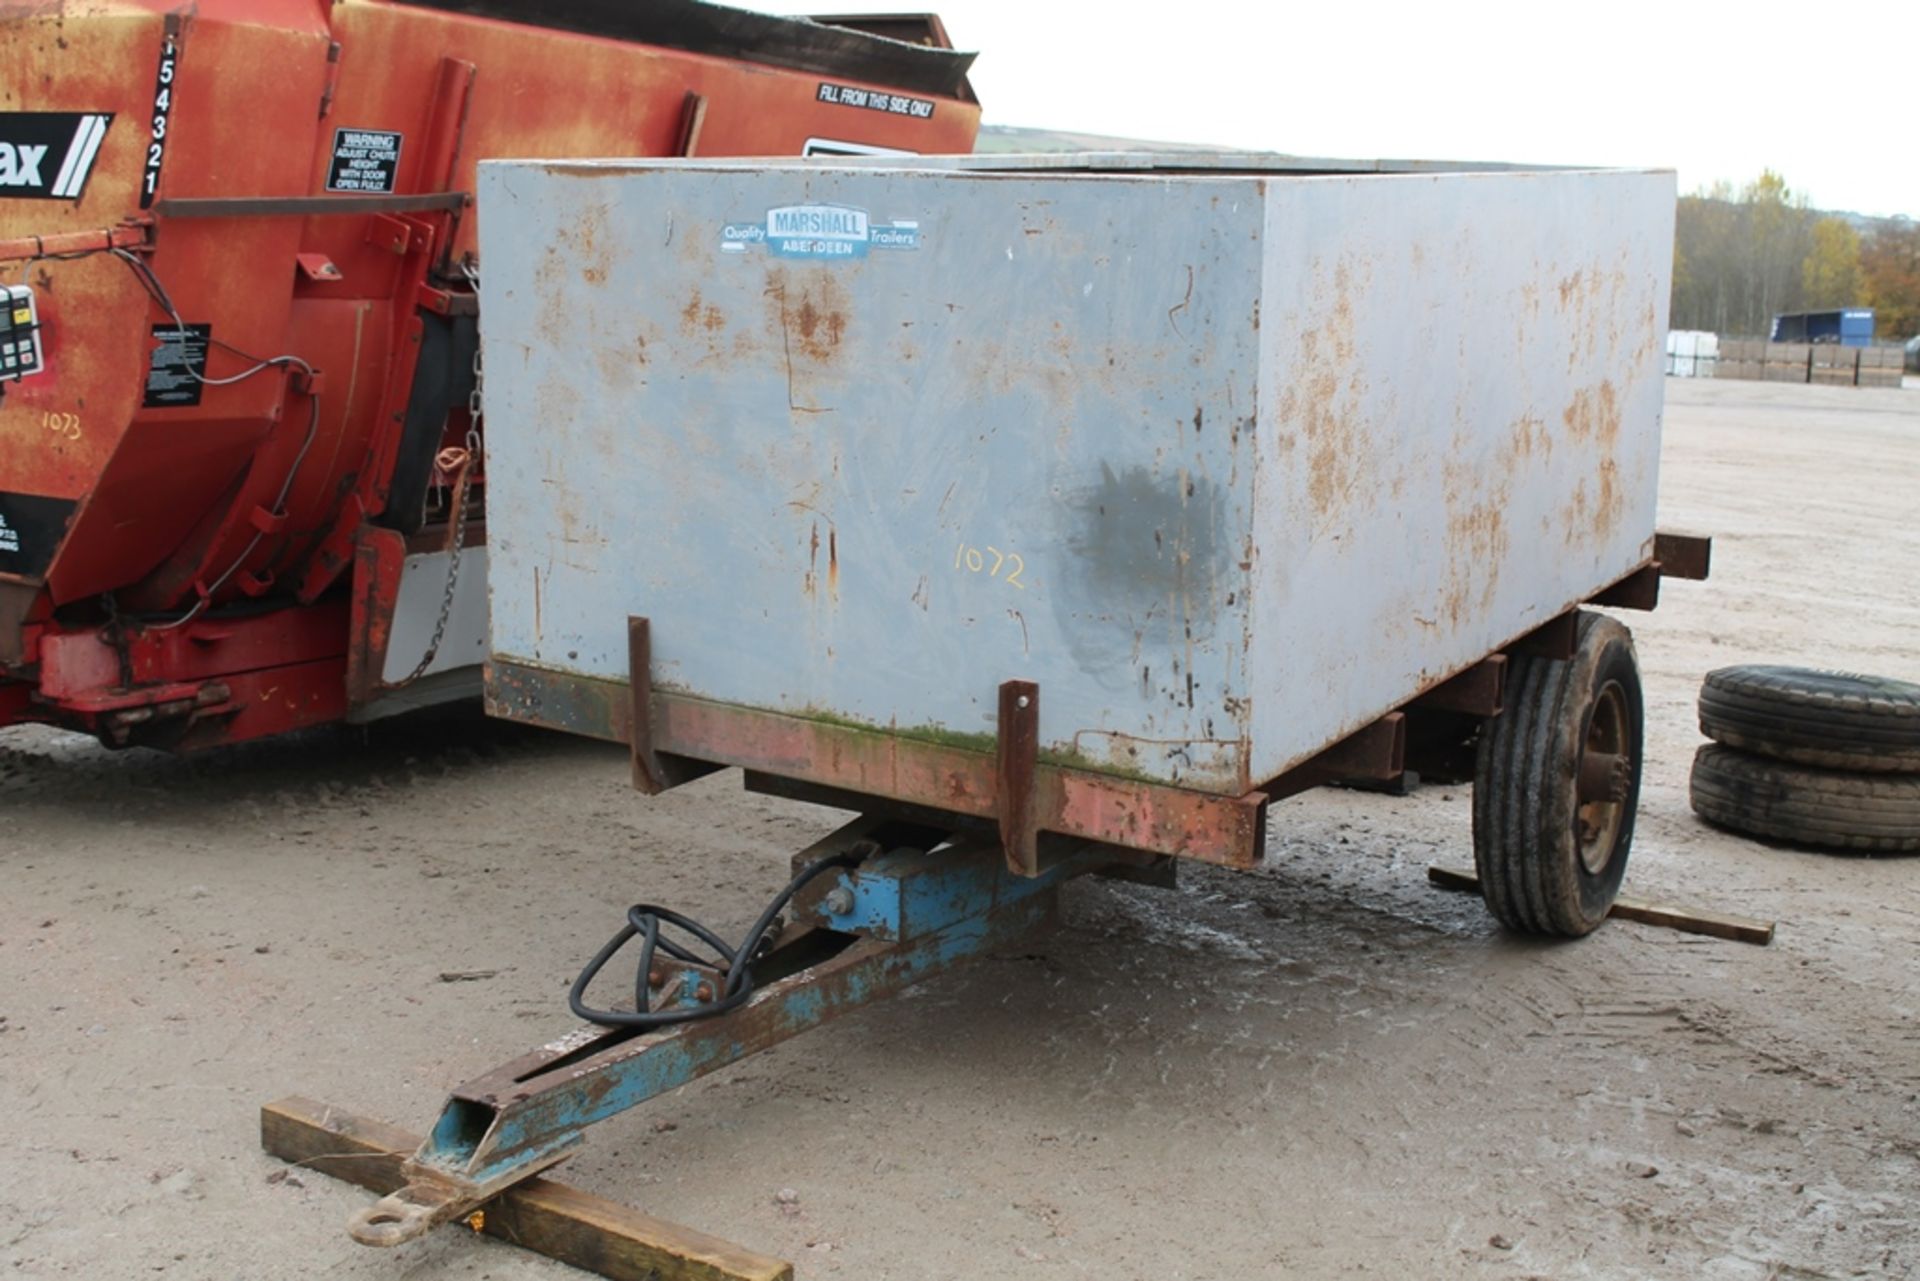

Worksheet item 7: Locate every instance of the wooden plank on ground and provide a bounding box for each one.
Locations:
[1426,866,1774,946]
[261,1097,792,1281]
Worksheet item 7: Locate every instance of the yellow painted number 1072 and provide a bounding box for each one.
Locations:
[954,540,1027,590]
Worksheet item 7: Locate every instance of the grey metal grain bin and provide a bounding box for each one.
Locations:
[477,153,1676,798]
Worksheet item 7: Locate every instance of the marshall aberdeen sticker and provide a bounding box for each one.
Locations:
[720,203,920,261]
[327,128,402,193]
[0,112,112,201]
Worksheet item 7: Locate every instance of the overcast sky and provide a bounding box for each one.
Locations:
[808,1,1915,219]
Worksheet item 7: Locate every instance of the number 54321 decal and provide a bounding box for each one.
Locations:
[140,29,179,209]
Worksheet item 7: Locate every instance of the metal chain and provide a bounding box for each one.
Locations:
[394,344,482,688]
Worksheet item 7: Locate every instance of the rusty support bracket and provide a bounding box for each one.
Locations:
[1308,711,1406,780]
[624,617,722,797]
[1263,712,1407,802]
[346,527,406,705]
[676,91,709,157]
[1653,531,1712,581]
[628,617,669,795]
[1507,611,1579,661]
[1591,562,1661,611]
[421,57,479,194]
[1408,656,1506,716]
[417,282,479,316]
[997,679,1040,876]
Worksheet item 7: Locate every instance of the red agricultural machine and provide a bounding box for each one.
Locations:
[0,0,979,749]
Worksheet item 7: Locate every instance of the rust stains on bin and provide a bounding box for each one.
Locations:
[1561,379,1624,544]
[553,200,613,286]
[764,267,850,364]
[1276,256,1371,528]
[679,288,724,336]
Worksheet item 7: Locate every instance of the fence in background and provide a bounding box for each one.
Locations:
[1710,338,1904,388]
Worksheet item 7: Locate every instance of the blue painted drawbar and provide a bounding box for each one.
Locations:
[347,818,1126,1245]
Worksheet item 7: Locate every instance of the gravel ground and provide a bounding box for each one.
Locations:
[2,377,1916,1280]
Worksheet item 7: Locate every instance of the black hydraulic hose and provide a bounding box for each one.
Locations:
[569,848,868,1029]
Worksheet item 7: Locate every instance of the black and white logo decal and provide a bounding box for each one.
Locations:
[0,491,79,580]
[0,112,112,201]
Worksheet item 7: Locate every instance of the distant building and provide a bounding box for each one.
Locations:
[1770,309,1875,347]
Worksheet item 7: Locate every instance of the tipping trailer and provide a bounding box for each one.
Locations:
[476,151,1698,879]
[0,0,979,750]
[300,153,1710,1259]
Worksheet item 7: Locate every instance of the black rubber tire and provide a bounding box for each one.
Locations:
[1473,611,1643,937]
[1689,744,1920,854]
[1698,665,1920,773]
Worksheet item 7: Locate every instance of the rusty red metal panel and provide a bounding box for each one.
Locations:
[347,527,407,703]
[35,650,347,750]
[0,679,41,728]
[173,656,349,749]
[37,599,351,701]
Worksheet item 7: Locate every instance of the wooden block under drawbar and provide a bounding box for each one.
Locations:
[260,1097,793,1281]
[1424,867,1774,946]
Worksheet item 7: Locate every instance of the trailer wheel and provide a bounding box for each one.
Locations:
[1473,611,1643,936]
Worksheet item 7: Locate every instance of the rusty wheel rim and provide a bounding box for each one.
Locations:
[1576,681,1630,875]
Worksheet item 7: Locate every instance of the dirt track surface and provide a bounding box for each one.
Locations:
[3,378,1917,1280]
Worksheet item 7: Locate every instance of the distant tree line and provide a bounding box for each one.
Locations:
[1670,171,1920,341]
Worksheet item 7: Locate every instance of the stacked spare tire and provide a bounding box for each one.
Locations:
[1690,666,1920,853]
